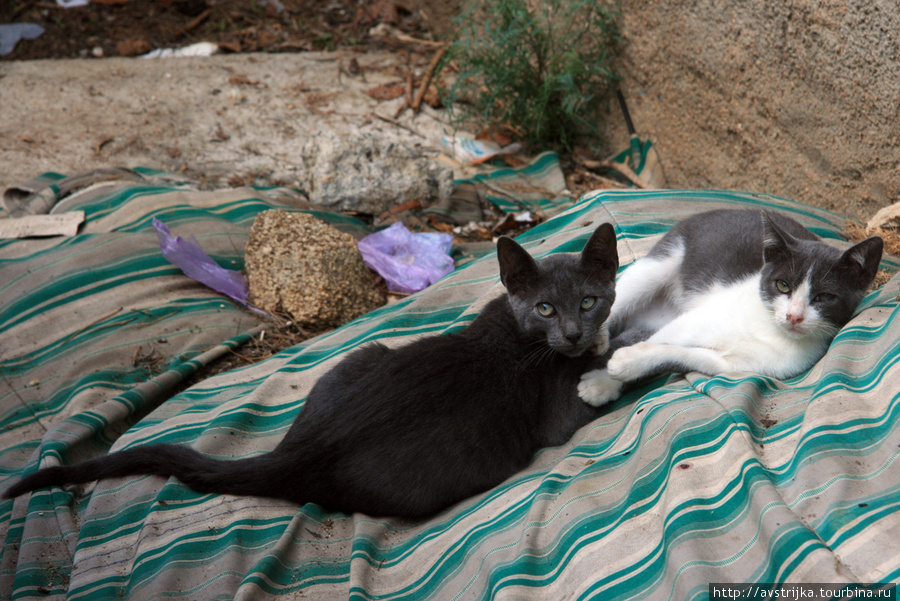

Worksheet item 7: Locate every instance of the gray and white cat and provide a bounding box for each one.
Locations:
[578,209,883,406]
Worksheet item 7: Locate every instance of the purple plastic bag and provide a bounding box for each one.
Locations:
[153,218,251,306]
[357,221,455,294]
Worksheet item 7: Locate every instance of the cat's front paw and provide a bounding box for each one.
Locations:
[606,343,649,382]
[578,368,623,407]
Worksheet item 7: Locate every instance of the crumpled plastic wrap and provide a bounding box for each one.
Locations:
[0,23,45,57]
[153,218,250,306]
[357,221,454,294]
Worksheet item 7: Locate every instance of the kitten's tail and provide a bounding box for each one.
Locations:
[3,444,288,501]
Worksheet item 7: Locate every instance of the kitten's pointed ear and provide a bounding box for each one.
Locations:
[497,236,539,294]
[761,212,794,264]
[837,235,883,289]
[581,222,619,278]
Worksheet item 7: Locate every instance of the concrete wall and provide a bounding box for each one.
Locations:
[609,0,899,221]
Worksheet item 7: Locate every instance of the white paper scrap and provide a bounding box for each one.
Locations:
[0,211,85,238]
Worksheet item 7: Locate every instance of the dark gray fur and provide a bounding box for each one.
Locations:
[647,209,820,291]
[4,224,619,519]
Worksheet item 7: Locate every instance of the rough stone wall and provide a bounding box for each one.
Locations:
[609,0,900,221]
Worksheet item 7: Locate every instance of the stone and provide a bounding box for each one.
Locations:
[244,210,385,329]
[302,132,455,215]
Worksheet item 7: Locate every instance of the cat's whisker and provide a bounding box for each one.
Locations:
[521,343,557,368]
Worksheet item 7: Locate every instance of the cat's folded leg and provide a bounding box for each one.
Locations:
[607,342,731,381]
[606,246,684,335]
[590,322,611,355]
[578,368,623,407]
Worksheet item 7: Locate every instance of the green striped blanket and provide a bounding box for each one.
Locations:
[2,168,898,600]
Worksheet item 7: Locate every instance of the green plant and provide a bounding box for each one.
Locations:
[313,32,336,51]
[442,0,620,151]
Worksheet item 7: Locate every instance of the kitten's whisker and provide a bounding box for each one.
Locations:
[818,256,839,282]
[520,341,559,368]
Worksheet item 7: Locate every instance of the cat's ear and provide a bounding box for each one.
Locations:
[581,222,619,278]
[497,236,539,294]
[836,235,883,289]
[761,212,795,264]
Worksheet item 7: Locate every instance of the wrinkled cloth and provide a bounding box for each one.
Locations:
[2,174,900,601]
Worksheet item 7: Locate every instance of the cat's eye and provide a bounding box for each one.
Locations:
[814,292,836,303]
[775,280,791,294]
[536,302,556,317]
[580,296,597,311]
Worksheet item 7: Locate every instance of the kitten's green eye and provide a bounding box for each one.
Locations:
[580,296,597,311]
[536,302,556,317]
[814,292,836,303]
[775,280,791,294]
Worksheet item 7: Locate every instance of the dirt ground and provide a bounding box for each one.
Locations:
[3,0,897,226]
[0,0,457,60]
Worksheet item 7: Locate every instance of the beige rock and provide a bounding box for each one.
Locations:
[245,210,385,329]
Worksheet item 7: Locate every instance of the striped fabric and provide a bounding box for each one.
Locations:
[2,173,898,600]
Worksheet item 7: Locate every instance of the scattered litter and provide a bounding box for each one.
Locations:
[262,0,285,14]
[452,221,494,239]
[866,201,900,235]
[153,218,254,309]
[358,221,454,294]
[141,41,220,59]
[490,211,535,236]
[56,0,89,7]
[0,23,45,57]
[439,133,522,166]
[0,211,84,238]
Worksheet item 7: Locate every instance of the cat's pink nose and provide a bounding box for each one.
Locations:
[788,313,804,325]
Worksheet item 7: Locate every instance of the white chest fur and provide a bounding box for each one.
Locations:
[645,274,831,379]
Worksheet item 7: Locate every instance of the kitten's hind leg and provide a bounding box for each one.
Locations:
[607,342,731,382]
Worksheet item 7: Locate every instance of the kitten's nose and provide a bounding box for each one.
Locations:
[788,313,805,325]
[566,332,582,344]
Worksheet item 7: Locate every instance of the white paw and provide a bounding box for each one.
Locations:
[606,343,648,381]
[578,368,623,407]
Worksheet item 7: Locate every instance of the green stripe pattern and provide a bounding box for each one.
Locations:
[2,171,898,601]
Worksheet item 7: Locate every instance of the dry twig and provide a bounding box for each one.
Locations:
[412,46,446,113]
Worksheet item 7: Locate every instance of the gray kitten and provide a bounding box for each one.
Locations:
[7,224,619,519]
[579,209,883,406]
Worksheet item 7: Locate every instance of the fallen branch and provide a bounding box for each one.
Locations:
[372,113,425,138]
[412,46,447,113]
[581,158,652,189]
[574,167,629,189]
[178,8,213,36]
